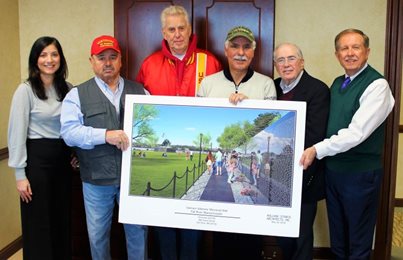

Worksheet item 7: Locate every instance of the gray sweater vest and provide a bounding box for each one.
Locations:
[75,78,145,185]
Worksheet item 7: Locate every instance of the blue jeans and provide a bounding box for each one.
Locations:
[83,182,147,260]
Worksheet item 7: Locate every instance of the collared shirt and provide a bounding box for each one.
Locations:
[314,63,394,159]
[347,63,368,82]
[94,76,124,116]
[173,53,185,60]
[60,76,124,150]
[197,69,277,100]
[279,70,304,94]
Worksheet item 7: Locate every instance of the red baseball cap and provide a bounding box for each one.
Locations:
[90,35,121,55]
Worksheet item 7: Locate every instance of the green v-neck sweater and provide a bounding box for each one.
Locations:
[326,65,385,172]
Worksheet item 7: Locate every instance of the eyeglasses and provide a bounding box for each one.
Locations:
[274,56,299,65]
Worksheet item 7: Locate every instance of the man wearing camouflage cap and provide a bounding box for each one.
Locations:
[198,25,276,104]
[197,26,276,259]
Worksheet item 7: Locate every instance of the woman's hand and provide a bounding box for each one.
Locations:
[16,179,32,203]
[70,155,80,170]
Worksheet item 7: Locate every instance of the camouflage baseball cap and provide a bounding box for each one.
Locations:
[226,26,255,42]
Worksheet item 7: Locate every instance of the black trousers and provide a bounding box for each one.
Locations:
[326,168,382,260]
[21,139,72,260]
[212,232,263,260]
[277,202,318,260]
[154,227,202,260]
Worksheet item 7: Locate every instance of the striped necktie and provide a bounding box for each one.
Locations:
[341,76,351,90]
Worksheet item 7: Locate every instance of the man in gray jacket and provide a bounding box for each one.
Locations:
[60,35,147,260]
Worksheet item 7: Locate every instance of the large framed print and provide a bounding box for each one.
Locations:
[119,95,306,237]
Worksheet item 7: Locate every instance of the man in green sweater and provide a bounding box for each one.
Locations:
[300,28,394,259]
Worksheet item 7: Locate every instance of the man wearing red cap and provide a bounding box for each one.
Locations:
[61,35,147,260]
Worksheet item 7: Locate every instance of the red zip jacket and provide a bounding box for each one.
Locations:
[136,34,222,96]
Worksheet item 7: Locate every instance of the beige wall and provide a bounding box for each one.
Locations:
[274,0,386,85]
[0,0,21,250]
[397,135,403,198]
[1,0,397,251]
[0,161,21,249]
[18,0,114,85]
[0,0,114,250]
[396,67,403,198]
[0,0,20,148]
[274,0,387,247]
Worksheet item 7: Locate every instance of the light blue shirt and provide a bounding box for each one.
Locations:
[60,76,124,150]
[279,70,304,94]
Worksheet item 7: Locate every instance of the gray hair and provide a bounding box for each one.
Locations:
[160,5,190,29]
[273,42,304,61]
[335,28,369,50]
[224,40,256,50]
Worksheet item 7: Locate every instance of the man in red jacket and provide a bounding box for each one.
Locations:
[136,5,221,97]
[136,5,221,260]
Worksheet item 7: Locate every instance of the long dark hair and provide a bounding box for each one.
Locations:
[28,36,69,101]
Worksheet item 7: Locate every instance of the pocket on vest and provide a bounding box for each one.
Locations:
[84,105,107,128]
[89,149,119,180]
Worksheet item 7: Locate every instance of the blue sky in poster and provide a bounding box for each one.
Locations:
[138,104,289,148]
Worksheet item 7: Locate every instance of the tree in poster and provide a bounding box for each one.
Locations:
[161,139,171,147]
[132,105,158,146]
[252,112,280,136]
[145,135,159,147]
[217,113,280,152]
[217,121,254,152]
[193,133,212,151]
